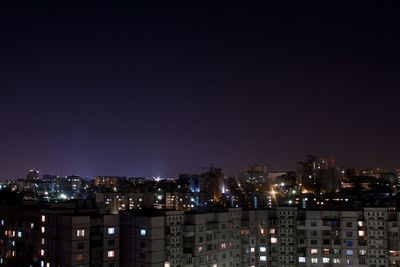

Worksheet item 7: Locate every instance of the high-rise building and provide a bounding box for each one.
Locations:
[298,155,338,193]
[239,164,268,193]
[0,200,119,267]
[199,167,225,203]
[26,170,39,181]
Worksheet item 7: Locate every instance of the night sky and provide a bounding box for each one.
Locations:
[1,2,399,179]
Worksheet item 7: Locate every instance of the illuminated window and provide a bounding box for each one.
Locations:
[41,238,45,245]
[359,249,367,255]
[346,259,353,265]
[358,230,365,237]
[311,249,318,255]
[271,237,277,243]
[140,229,146,236]
[346,249,353,256]
[323,248,330,255]
[0,220,4,225]
[323,258,330,263]
[17,231,22,238]
[41,227,45,234]
[46,263,50,267]
[77,229,85,237]
[76,254,84,262]
[260,247,267,252]
[40,249,45,256]
[311,258,318,264]
[108,227,115,235]
[198,246,203,252]
[221,243,226,249]
[250,247,255,253]
[31,223,34,229]
[260,256,267,261]
[41,261,45,267]
[389,250,399,256]
[107,250,115,258]
[358,221,363,227]
[333,258,341,264]
[41,215,46,223]
[164,262,170,267]
[299,257,306,263]
[270,228,275,234]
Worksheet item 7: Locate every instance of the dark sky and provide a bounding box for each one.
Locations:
[1,1,399,179]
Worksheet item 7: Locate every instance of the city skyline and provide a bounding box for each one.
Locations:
[1,2,400,179]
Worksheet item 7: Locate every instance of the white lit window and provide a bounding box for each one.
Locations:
[358,230,365,236]
[17,231,22,238]
[270,228,275,234]
[107,250,115,258]
[299,257,306,263]
[260,256,267,261]
[333,258,341,264]
[221,243,226,249]
[31,223,34,229]
[140,229,146,236]
[164,262,170,267]
[46,263,50,267]
[311,248,318,255]
[41,261,45,267]
[108,227,115,235]
[41,215,46,223]
[359,249,366,255]
[323,258,330,263]
[260,246,267,252]
[77,229,85,237]
[311,258,318,264]
[41,227,45,234]
[41,238,45,245]
[1,220,4,225]
[346,259,353,265]
[213,264,218,267]
[198,246,203,252]
[40,249,45,256]
[271,237,277,243]
[346,249,353,256]
[250,247,255,253]
[358,221,363,227]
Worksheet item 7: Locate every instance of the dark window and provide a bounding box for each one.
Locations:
[77,242,84,250]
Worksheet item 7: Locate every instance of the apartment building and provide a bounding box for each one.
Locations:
[0,200,119,267]
[3,202,400,267]
[120,208,241,267]
[96,192,154,214]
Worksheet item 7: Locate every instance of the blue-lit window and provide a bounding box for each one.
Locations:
[346,240,353,247]
[140,229,146,236]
